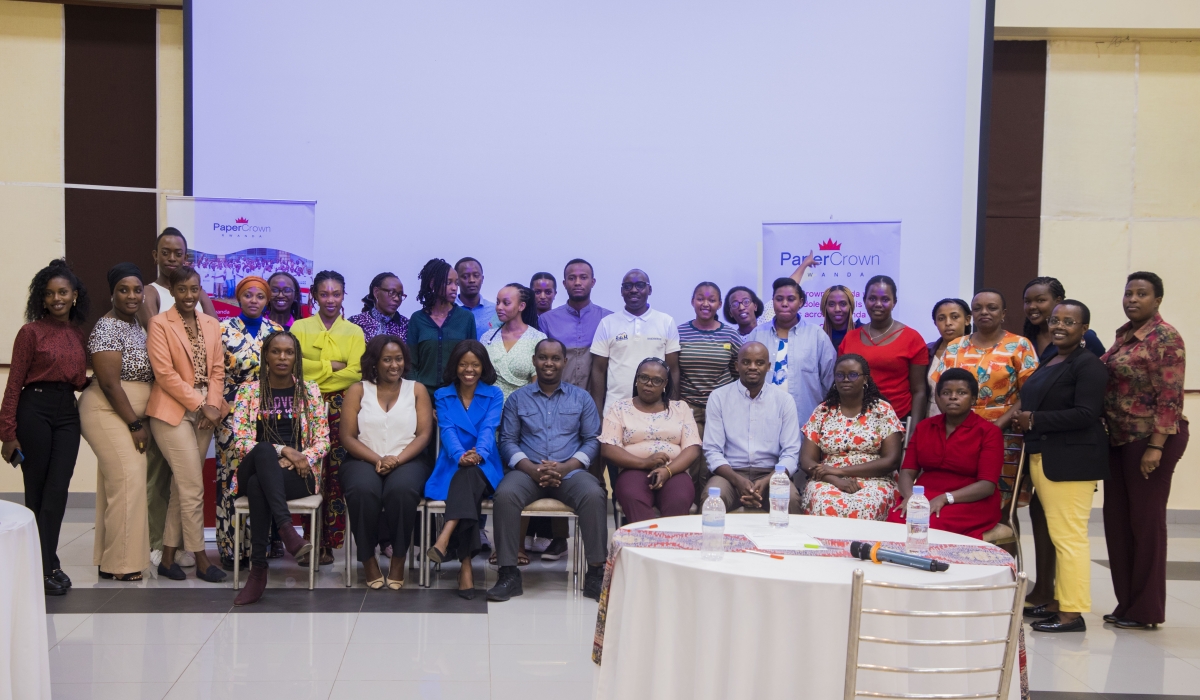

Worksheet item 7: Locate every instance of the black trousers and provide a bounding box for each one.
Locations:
[444,465,495,559]
[341,456,432,563]
[16,383,81,575]
[241,442,314,567]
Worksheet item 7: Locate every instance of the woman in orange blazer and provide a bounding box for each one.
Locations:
[146,266,229,583]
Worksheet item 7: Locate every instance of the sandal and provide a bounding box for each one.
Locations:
[487,550,530,566]
[319,548,334,566]
[98,569,143,582]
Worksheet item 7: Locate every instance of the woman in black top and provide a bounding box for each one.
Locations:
[1019,277,1105,611]
[1012,300,1108,633]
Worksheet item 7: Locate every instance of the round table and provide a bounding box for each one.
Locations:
[595,514,1020,700]
[0,500,51,700]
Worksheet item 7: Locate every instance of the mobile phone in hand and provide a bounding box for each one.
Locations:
[7,449,24,466]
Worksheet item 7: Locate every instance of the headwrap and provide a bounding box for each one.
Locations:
[107,263,144,294]
[236,276,271,338]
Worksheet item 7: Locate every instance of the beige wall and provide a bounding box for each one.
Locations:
[997,0,1200,39]
[1040,38,1200,511]
[0,4,183,495]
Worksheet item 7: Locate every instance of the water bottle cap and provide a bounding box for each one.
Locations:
[775,464,785,472]
[708,487,720,497]
[913,485,924,495]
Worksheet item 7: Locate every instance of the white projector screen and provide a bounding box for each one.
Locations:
[192,1,989,335]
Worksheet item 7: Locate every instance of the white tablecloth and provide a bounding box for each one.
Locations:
[595,514,1020,700]
[0,500,51,700]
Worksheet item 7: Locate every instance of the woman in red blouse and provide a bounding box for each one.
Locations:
[888,368,1004,539]
[1101,271,1188,629]
[0,260,90,596]
[839,276,929,422]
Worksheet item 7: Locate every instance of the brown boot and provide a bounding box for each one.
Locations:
[234,565,269,606]
[279,524,313,560]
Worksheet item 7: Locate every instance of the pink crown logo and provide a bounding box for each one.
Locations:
[235,217,249,224]
[818,238,841,251]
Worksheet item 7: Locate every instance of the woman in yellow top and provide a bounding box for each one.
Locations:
[290,270,366,563]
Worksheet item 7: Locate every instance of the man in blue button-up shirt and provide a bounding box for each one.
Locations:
[488,338,608,603]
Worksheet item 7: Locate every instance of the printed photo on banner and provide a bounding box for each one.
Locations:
[762,221,901,325]
[166,196,317,320]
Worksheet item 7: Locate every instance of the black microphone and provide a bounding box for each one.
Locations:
[848,540,949,572]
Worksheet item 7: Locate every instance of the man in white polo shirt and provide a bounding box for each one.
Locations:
[589,269,681,421]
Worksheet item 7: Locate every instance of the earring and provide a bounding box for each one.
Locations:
[72,298,77,307]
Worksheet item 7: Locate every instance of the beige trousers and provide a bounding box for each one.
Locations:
[151,409,214,553]
[80,381,152,574]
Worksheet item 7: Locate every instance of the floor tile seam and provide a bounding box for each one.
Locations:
[49,613,93,649]
[1032,649,1107,694]
[330,610,362,684]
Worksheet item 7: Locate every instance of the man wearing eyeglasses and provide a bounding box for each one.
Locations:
[588,269,681,417]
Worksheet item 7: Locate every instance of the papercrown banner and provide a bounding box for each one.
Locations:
[762,221,902,326]
[166,196,316,320]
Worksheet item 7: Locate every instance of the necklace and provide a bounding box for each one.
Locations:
[865,319,896,344]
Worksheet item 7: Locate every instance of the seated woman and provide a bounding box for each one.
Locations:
[800,354,904,520]
[339,334,434,590]
[228,331,330,606]
[601,358,700,523]
[887,368,1004,539]
[425,340,505,599]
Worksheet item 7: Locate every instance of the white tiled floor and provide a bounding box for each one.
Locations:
[41,511,1200,698]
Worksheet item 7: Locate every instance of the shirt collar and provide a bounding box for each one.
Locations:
[369,307,398,324]
[621,305,651,322]
[533,381,566,398]
[1114,312,1163,343]
[566,301,592,318]
[734,380,766,401]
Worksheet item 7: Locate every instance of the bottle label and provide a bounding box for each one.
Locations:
[702,514,724,529]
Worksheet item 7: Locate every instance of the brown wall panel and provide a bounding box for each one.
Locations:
[64,4,156,188]
[64,188,157,329]
[982,41,1047,333]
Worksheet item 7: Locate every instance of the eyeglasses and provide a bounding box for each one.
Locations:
[636,374,666,387]
[729,298,756,309]
[378,289,407,300]
[621,282,648,292]
[834,371,862,382]
[1047,317,1078,328]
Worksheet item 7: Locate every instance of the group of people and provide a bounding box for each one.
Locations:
[0,229,1186,633]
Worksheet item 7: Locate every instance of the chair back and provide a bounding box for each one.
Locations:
[996,434,1027,518]
[843,568,1027,700]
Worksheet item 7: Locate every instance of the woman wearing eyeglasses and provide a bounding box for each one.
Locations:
[601,358,700,523]
[348,272,410,343]
[799,354,904,520]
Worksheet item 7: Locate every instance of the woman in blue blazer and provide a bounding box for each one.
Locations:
[425,339,505,598]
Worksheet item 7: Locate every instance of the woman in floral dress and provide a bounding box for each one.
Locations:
[800,354,905,520]
[215,276,284,568]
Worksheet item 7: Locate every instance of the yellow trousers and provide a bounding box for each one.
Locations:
[1029,454,1095,613]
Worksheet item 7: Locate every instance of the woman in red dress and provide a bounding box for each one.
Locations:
[888,368,1004,539]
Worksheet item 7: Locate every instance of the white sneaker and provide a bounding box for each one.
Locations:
[176,550,196,567]
[480,530,492,550]
[149,549,162,567]
[529,536,552,553]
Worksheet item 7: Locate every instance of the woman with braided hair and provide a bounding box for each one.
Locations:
[348,271,410,342]
[407,258,477,396]
[228,330,330,606]
[799,354,904,520]
[1022,276,1104,361]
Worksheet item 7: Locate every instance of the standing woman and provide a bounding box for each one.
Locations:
[926,299,971,417]
[839,276,929,423]
[348,272,409,342]
[1101,272,1187,629]
[678,282,742,489]
[146,266,228,582]
[228,331,330,606]
[1022,276,1105,361]
[1,260,89,595]
[214,276,284,569]
[425,340,505,599]
[723,286,765,342]
[291,270,366,565]
[529,272,557,318]
[1011,300,1109,633]
[80,264,154,581]
[340,335,434,589]
[820,285,861,350]
[931,289,1038,428]
[482,284,546,399]
[408,258,478,398]
[266,271,304,330]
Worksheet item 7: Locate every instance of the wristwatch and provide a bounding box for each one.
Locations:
[945,492,955,505]
[127,420,143,433]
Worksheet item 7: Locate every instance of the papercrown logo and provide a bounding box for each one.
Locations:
[214,217,271,233]
[818,238,841,251]
[781,237,879,268]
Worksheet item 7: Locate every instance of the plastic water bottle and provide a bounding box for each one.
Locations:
[701,487,725,561]
[906,485,930,555]
[768,464,790,528]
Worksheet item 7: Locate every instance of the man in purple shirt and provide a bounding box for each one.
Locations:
[537,259,612,389]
